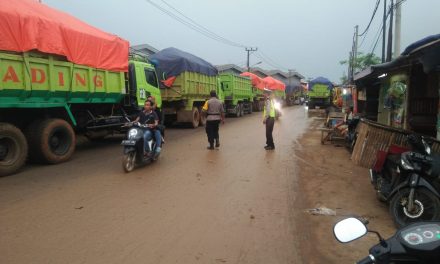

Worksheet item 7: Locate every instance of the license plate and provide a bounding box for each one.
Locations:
[121,140,136,146]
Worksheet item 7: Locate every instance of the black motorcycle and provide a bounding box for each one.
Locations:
[121,122,162,172]
[370,134,440,227]
[334,217,440,263]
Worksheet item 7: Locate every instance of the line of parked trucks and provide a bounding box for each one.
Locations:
[0,49,291,176]
[0,1,303,177]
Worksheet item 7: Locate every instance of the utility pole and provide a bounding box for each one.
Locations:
[386,0,394,62]
[245,47,257,72]
[382,0,387,63]
[353,25,359,77]
[348,51,353,84]
[394,0,402,57]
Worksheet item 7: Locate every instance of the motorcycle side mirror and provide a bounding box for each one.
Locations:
[333,217,368,243]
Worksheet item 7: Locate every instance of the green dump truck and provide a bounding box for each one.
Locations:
[307,77,334,109]
[159,71,218,128]
[219,73,253,117]
[150,48,221,128]
[0,51,160,176]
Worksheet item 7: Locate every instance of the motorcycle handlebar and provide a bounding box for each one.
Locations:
[357,255,375,264]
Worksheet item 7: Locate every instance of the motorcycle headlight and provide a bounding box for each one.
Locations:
[128,129,138,139]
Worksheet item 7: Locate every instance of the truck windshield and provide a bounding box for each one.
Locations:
[144,69,158,88]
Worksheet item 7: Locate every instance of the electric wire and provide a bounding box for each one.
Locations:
[358,0,381,37]
[143,0,246,48]
[158,0,247,48]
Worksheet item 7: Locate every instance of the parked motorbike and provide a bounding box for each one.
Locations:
[334,217,440,263]
[121,122,162,172]
[370,134,440,227]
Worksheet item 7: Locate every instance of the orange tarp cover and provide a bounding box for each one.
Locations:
[262,77,286,91]
[240,72,265,90]
[0,0,129,72]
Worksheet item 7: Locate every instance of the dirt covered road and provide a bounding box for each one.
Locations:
[0,107,309,264]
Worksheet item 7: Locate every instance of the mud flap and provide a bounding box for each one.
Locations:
[123,147,135,154]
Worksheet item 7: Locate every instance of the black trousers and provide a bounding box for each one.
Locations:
[206,120,220,146]
[265,117,275,147]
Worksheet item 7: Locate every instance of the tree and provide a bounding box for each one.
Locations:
[340,52,381,73]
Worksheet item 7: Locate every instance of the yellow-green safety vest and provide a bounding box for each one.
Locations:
[263,99,276,118]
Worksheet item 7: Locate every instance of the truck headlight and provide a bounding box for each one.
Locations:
[274,102,281,111]
[128,129,138,139]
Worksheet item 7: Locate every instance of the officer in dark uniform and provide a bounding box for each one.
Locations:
[202,90,225,150]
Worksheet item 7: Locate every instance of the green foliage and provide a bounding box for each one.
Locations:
[340,52,381,72]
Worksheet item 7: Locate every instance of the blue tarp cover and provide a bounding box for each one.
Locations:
[150,47,218,79]
[308,77,333,91]
[402,34,440,55]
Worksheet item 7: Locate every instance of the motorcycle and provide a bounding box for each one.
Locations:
[121,122,162,172]
[370,134,440,227]
[334,217,440,263]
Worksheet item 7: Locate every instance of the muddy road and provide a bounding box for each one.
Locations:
[1,106,312,264]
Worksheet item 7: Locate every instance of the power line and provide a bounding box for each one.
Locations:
[143,0,247,48]
[158,0,246,48]
[370,2,392,55]
[259,51,288,70]
[358,0,381,37]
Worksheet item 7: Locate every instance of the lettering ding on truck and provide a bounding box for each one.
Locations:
[2,65,105,88]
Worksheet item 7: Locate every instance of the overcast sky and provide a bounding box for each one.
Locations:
[44,0,440,82]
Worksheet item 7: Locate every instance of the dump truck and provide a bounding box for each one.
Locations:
[219,73,253,117]
[307,77,334,109]
[150,48,220,128]
[240,72,265,112]
[0,1,161,176]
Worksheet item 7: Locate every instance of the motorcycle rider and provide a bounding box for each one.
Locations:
[133,100,161,156]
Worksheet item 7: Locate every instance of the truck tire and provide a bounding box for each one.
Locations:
[198,106,206,127]
[0,123,28,176]
[234,104,240,117]
[258,101,264,112]
[239,103,244,116]
[27,118,76,164]
[248,102,253,114]
[191,107,200,128]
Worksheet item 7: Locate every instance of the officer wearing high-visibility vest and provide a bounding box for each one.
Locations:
[263,89,276,150]
[202,90,225,150]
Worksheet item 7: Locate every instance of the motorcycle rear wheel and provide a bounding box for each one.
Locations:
[122,152,136,173]
[389,187,440,228]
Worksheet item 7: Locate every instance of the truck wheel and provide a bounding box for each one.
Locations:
[191,107,200,128]
[0,123,28,176]
[198,107,207,127]
[27,119,76,164]
[239,103,244,116]
[258,101,264,112]
[234,105,240,117]
[248,102,253,114]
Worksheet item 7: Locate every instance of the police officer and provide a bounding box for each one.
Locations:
[263,89,276,150]
[202,90,225,150]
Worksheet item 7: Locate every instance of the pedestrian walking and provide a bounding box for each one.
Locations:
[263,89,276,150]
[202,90,225,150]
